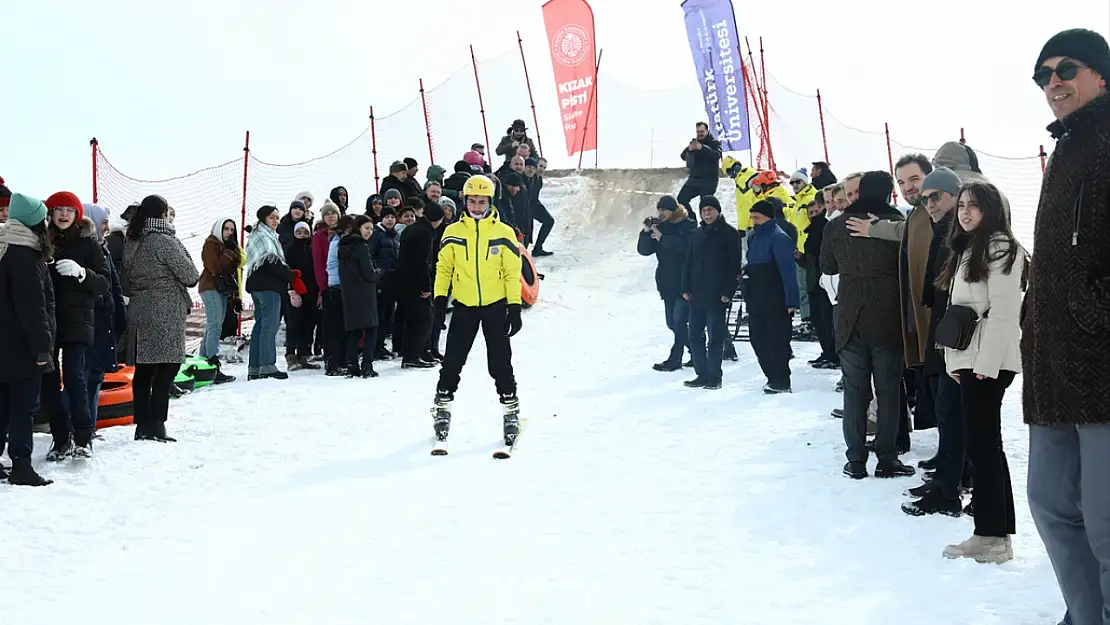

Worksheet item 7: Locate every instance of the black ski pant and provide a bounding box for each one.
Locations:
[809,287,838,363]
[748,308,793,389]
[401,295,433,363]
[958,370,1017,537]
[376,289,397,351]
[437,300,516,396]
[133,362,178,430]
[677,177,719,216]
[839,330,904,464]
[284,296,319,360]
[532,202,555,250]
[346,327,378,371]
[0,375,42,462]
[662,295,689,363]
[688,301,727,381]
[42,342,94,447]
[324,288,346,370]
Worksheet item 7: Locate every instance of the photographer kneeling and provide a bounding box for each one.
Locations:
[638,195,696,372]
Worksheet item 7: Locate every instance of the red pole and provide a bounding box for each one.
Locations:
[576,50,603,170]
[740,59,766,166]
[743,38,769,168]
[884,123,897,203]
[816,90,829,164]
[238,130,250,335]
[759,37,774,171]
[739,56,754,167]
[960,127,966,144]
[370,106,380,193]
[470,45,493,159]
[90,138,99,204]
[516,31,544,157]
[1039,144,1047,173]
[419,79,435,164]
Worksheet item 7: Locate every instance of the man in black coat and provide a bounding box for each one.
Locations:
[680,195,741,389]
[803,193,837,367]
[501,171,531,243]
[638,195,696,372]
[380,161,416,200]
[42,193,110,460]
[821,171,915,480]
[524,157,555,256]
[395,201,446,369]
[677,122,723,214]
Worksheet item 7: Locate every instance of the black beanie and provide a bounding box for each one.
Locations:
[380,205,397,218]
[1035,28,1110,82]
[423,200,445,222]
[257,205,279,222]
[403,157,419,170]
[751,199,776,219]
[859,170,895,202]
[657,195,679,211]
[698,195,721,213]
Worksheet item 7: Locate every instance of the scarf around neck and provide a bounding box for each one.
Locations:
[245,223,286,278]
[0,220,44,265]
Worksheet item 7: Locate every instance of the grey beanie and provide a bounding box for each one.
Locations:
[920,166,962,197]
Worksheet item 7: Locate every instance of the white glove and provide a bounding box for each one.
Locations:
[55,259,87,282]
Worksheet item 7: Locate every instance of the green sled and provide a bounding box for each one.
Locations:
[180,355,217,389]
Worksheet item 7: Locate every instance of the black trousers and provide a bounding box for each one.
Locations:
[532,202,555,250]
[285,297,319,359]
[748,308,793,389]
[376,289,397,351]
[324,289,346,370]
[959,369,1017,537]
[133,362,178,429]
[840,332,904,463]
[688,301,728,381]
[346,327,378,371]
[437,301,516,396]
[677,177,718,215]
[402,295,433,363]
[662,295,690,363]
[808,287,838,362]
[0,375,42,461]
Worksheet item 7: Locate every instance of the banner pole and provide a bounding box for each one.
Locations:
[516,31,544,157]
[470,45,493,158]
[577,49,602,170]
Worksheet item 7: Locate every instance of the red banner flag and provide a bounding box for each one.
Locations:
[542,0,598,157]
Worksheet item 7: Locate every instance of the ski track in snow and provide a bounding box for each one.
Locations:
[1,177,1062,625]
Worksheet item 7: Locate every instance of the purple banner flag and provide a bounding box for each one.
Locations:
[681,0,750,152]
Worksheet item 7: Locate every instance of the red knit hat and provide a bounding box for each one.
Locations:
[45,191,84,221]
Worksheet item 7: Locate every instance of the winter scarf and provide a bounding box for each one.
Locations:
[142,218,176,237]
[245,222,286,278]
[0,218,44,264]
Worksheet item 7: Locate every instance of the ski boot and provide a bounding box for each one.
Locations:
[430,390,454,455]
[499,392,520,448]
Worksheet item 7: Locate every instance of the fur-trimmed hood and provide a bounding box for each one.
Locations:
[51,216,98,243]
[665,205,688,222]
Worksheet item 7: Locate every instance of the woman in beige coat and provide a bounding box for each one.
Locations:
[935,181,1026,565]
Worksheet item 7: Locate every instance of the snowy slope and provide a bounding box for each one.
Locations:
[0,174,1062,625]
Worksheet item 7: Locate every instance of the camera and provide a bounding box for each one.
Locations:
[643,216,662,228]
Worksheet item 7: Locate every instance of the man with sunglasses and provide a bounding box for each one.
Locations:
[1021,28,1110,625]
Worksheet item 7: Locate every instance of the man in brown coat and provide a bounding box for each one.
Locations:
[822,170,915,480]
[1022,28,1110,625]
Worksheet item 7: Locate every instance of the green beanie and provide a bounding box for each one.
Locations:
[7,193,48,227]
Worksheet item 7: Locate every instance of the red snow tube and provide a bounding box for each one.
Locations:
[520,245,540,307]
[96,366,135,429]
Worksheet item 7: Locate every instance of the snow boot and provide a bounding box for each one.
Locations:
[72,432,94,460]
[652,360,682,372]
[901,489,962,517]
[345,364,362,379]
[286,354,302,371]
[683,376,708,388]
[298,356,321,370]
[942,534,1012,564]
[500,393,521,447]
[137,421,177,443]
[8,458,52,486]
[209,356,236,384]
[360,363,379,378]
[46,437,74,462]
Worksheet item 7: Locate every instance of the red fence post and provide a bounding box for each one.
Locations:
[470,45,493,159]
[741,59,767,168]
[90,138,99,204]
[960,127,966,144]
[370,106,380,193]
[758,37,774,171]
[816,90,829,164]
[419,79,435,164]
[884,123,896,203]
[576,50,603,170]
[238,130,250,335]
[516,31,544,158]
[1039,144,1047,173]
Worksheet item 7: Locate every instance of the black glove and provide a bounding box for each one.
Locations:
[434,296,448,328]
[506,303,522,337]
[224,237,237,249]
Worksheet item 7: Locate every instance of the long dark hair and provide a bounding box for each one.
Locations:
[934,182,1024,289]
[126,195,169,240]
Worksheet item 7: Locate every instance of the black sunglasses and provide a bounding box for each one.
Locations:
[921,191,946,205]
[1033,60,1086,87]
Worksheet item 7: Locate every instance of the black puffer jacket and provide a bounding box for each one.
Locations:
[337,234,380,330]
[50,217,110,346]
[0,221,57,382]
[371,223,400,273]
[283,236,318,296]
[443,165,471,199]
[394,219,437,296]
[637,207,695,300]
[681,216,742,307]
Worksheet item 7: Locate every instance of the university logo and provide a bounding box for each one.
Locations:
[552,24,590,67]
[490,246,501,256]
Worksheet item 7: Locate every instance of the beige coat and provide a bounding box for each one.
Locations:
[944,237,1025,378]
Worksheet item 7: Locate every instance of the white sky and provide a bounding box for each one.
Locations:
[3,0,1108,203]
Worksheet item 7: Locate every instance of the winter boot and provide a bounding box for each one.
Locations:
[875,458,916,478]
[942,534,1012,564]
[72,432,94,459]
[531,247,553,257]
[46,436,74,462]
[345,364,362,379]
[137,421,177,443]
[8,458,52,486]
[286,354,302,371]
[209,356,236,384]
[901,489,962,517]
[652,359,682,372]
[298,355,321,370]
[683,376,708,388]
[843,461,868,480]
[500,392,521,447]
[360,362,379,378]
[0,461,9,481]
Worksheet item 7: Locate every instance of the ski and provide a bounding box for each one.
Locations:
[431,440,448,456]
[492,444,514,460]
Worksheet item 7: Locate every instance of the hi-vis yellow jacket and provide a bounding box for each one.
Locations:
[786,183,817,253]
[435,211,523,307]
[730,165,759,231]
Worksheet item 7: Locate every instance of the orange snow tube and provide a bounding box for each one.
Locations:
[96,366,135,429]
[520,245,540,307]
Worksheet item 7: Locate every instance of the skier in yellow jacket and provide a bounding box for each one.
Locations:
[788,169,818,253]
[429,174,523,454]
[722,155,759,232]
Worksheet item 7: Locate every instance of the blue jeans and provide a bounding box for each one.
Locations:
[86,369,105,426]
[662,296,689,363]
[795,264,810,319]
[42,343,94,445]
[199,289,228,358]
[249,291,282,374]
[688,301,727,382]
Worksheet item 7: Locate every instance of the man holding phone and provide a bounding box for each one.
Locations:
[677,122,723,218]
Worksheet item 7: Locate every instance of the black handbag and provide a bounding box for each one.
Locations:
[935,268,989,351]
[216,274,238,296]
